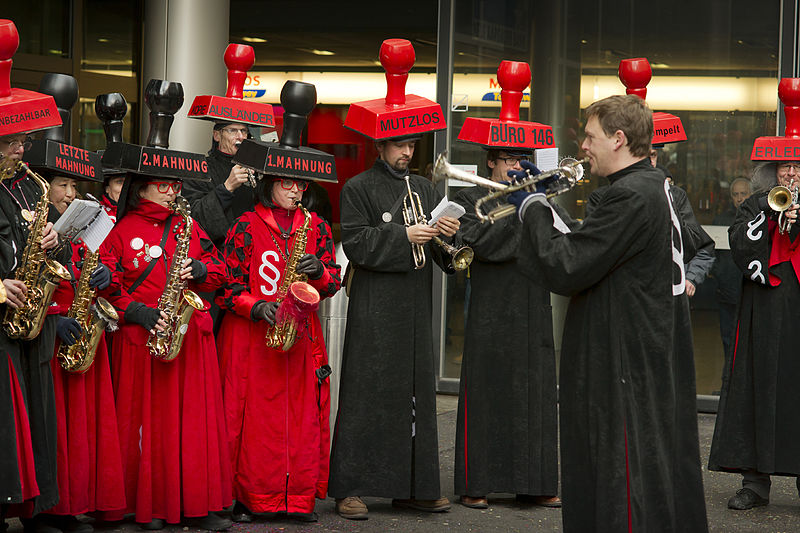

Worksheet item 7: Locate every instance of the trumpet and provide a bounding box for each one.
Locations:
[402,176,474,271]
[767,184,799,234]
[432,154,587,223]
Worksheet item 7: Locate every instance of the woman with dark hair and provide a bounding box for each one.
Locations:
[98,173,232,531]
[216,173,340,523]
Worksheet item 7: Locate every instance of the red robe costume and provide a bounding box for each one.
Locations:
[216,203,340,514]
[100,193,117,224]
[99,199,231,524]
[45,243,126,516]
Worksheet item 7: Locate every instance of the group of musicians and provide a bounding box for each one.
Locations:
[3,20,800,533]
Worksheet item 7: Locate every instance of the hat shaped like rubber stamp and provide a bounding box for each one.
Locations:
[0,20,61,137]
[101,79,209,182]
[618,58,686,145]
[188,44,274,129]
[458,61,554,151]
[233,80,337,183]
[344,38,445,141]
[751,79,800,161]
[25,73,103,182]
[95,92,128,177]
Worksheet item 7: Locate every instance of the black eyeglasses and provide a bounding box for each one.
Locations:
[279,178,309,192]
[1,136,32,152]
[497,156,529,165]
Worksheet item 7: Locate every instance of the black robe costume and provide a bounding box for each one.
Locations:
[451,186,560,498]
[709,193,800,477]
[517,159,708,533]
[329,159,454,500]
[182,148,256,248]
[0,170,64,514]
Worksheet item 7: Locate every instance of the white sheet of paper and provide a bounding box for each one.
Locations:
[52,199,113,253]
[535,147,560,172]
[428,196,466,226]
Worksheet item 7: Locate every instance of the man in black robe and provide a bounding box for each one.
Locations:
[452,149,563,510]
[329,137,459,519]
[709,161,800,510]
[0,132,65,533]
[508,94,708,532]
[182,122,257,248]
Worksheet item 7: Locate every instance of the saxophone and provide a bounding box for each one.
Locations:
[146,195,205,361]
[2,159,72,340]
[57,250,119,373]
[265,203,320,351]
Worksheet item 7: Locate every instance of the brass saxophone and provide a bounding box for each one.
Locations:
[2,159,72,340]
[265,203,319,352]
[57,250,119,373]
[146,195,205,361]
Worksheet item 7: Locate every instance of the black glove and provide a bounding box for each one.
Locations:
[89,262,112,290]
[56,316,82,346]
[188,258,208,283]
[125,302,161,331]
[296,253,324,280]
[251,300,279,325]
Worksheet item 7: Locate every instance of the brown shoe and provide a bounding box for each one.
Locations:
[335,496,369,520]
[392,497,451,512]
[532,495,562,508]
[459,495,488,509]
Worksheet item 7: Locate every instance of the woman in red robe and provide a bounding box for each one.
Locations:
[216,175,340,523]
[99,176,232,531]
[39,175,126,533]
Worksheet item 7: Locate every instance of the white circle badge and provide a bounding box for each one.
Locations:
[382,212,393,223]
[149,245,163,259]
[130,237,144,250]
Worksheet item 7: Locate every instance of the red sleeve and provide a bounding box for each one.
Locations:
[219,216,260,318]
[98,230,137,322]
[307,215,341,300]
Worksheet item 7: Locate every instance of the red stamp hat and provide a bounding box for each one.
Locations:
[187,43,275,129]
[0,20,61,137]
[618,58,686,146]
[751,78,800,161]
[458,60,554,150]
[344,39,446,141]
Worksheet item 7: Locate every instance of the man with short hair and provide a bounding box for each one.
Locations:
[711,177,751,359]
[330,136,459,520]
[508,94,709,532]
[451,147,562,510]
[183,122,257,248]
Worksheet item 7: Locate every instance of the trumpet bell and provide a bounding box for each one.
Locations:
[768,185,793,212]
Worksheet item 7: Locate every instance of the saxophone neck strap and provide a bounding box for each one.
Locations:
[128,214,175,295]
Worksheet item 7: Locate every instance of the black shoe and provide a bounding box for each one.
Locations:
[230,502,253,523]
[287,512,318,523]
[21,517,62,533]
[44,515,93,533]
[138,519,165,531]
[728,488,769,510]
[187,514,232,532]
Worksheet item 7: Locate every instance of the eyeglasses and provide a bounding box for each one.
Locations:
[149,181,182,193]
[279,178,308,192]
[1,136,32,152]
[497,156,530,165]
[777,163,800,174]
[221,127,249,137]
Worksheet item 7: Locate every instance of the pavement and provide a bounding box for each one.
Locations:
[8,395,800,533]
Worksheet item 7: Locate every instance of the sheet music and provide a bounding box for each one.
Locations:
[428,196,466,226]
[51,199,113,252]
[535,147,559,172]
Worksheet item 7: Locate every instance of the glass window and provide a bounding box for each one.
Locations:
[440,0,781,396]
[82,0,140,75]
[5,2,70,58]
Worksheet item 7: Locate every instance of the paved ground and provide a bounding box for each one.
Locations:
[8,395,800,533]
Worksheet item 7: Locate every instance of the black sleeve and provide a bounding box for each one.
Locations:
[728,193,771,286]
[453,187,520,262]
[183,177,234,245]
